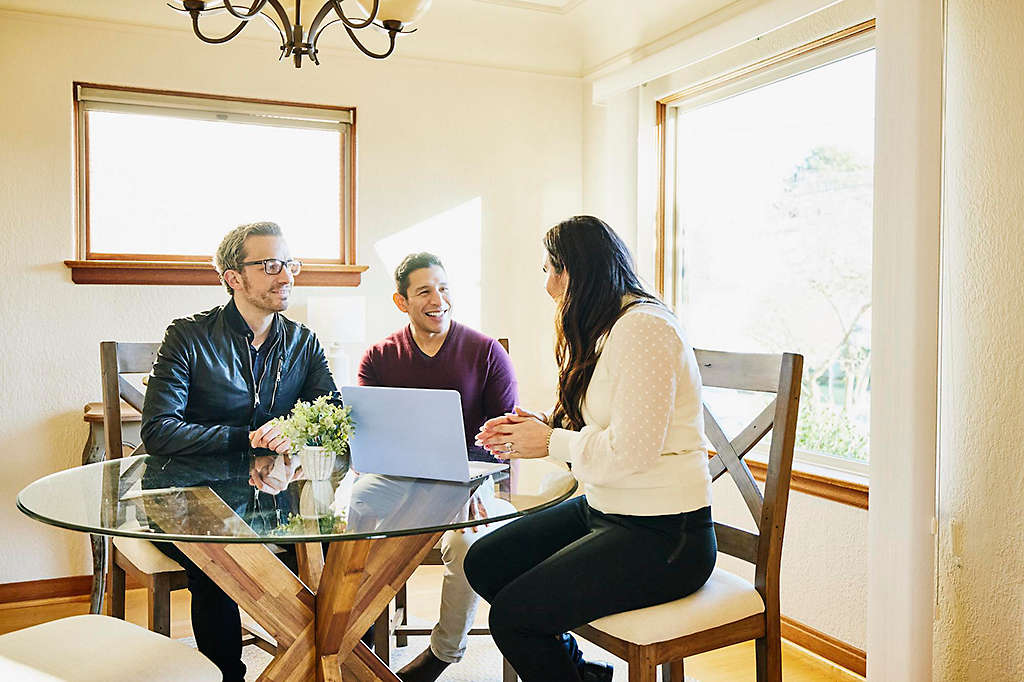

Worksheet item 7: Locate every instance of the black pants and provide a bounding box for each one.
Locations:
[155,542,252,682]
[464,496,716,682]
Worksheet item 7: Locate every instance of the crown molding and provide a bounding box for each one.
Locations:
[467,0,587,14]
[587,0,846,100]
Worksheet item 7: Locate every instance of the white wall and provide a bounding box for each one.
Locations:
[935,1,1024,679]
[581,0,874,650]
[0,10,580,583]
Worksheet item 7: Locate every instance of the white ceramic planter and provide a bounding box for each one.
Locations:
[300,445,336,481]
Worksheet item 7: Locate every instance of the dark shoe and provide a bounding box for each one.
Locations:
[580,660,614,682]
[397,647,450,682]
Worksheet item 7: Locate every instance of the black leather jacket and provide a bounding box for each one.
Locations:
[141,298,337,456]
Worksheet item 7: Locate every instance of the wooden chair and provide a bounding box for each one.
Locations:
[97,341,275,654]
[571,349,804,682]
[94,342,189,637]
[373,338,517,682]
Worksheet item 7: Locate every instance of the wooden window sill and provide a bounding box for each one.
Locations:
[64,260,367,286]
[746,454,868,509]
[711,450,869,509]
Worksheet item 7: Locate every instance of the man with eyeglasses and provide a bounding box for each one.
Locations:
[141,221,336,681]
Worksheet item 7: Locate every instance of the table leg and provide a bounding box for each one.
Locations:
[176,531,442,682]
[318,532,444,682]
[296,542,325,592]
[342,641,402,680]
[174,541,317,682]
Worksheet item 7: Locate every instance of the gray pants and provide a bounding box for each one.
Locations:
[430,483,516,663]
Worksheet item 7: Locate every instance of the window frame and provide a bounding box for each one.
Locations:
[66,82,366,286]
[655,20,876,495]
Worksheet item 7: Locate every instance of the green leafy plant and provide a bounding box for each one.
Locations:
[796,400,868,462]
[273,512,348,536]
[270,395,355,454]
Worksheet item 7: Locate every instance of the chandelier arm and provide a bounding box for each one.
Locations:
[254,10,289,54]
[263,0,295,44]
[310,17,343,61]
[328,0,380,30]
[189,11,251,44]
[342,22,397,59]
[216,0,271,20]
[307,3,336,45]
[173,2,289,46]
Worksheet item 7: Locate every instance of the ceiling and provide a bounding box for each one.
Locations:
[0,0,742,76]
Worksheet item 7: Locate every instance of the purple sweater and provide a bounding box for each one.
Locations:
[357,322,518,462]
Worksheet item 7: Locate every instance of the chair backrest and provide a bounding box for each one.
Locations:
[695,349,803,606]
[100,342,160,462]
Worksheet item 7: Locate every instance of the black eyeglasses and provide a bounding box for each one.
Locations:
[238,258,302,276]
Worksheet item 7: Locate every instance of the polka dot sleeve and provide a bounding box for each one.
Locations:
[546,311,686,486]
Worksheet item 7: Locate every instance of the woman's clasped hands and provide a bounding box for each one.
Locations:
[475,406,553,460]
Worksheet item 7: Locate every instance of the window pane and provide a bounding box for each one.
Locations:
[675,50,874,463]
[87,110,341,259]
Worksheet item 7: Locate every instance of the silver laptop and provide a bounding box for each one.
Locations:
[341,385,509,483]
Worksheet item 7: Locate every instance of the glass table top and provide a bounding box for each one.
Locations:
[17,453,577,543]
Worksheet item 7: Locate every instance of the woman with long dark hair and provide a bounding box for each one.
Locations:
[464,216,716,682]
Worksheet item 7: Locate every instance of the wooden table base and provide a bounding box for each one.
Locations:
[176,531,443,682]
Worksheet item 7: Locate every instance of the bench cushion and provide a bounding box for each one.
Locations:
[0,614,219,681]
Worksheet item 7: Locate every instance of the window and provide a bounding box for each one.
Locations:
[660,24,874,472]
[68,84,364,286]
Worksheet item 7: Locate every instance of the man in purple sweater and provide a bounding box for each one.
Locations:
[358,253,518,682]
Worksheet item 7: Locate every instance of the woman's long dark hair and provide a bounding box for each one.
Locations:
[546,215,663,431]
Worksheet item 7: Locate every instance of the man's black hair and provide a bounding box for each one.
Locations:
[394,252,446,298]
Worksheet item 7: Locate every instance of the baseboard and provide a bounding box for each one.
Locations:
[782,615,866,677]
[0,574,144,606]
[0,575,95,605]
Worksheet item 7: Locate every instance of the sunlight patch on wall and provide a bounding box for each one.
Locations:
[374,198,483,330]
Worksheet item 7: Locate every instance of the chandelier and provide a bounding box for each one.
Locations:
[169,0,432,66]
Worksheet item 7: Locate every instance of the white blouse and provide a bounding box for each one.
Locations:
[546,304,712,515]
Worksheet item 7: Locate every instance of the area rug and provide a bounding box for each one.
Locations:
[180,632,693,681]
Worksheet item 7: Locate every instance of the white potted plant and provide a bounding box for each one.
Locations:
[271,395,354,481]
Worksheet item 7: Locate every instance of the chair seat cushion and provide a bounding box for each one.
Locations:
[0,614,220,681]
[587,568,765,645]
[113,536,184,574]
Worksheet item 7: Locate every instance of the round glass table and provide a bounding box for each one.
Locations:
[17,453,577,681]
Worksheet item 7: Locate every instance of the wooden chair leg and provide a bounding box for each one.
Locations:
[502,657,517,682]
[395,583,409,647]
[628,647,657,682]
[755,634,783,682]
[628,664,657,682]
[373,605,391,666]
[148,574,172,636]
[661,660,684,682]
[109,560,126,620]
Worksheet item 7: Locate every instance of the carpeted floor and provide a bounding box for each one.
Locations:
[182,628,688,681]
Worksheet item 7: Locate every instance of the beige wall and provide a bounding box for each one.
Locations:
[0,11,580,583]
[581,0,874,650]
[935,1,1024,679]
